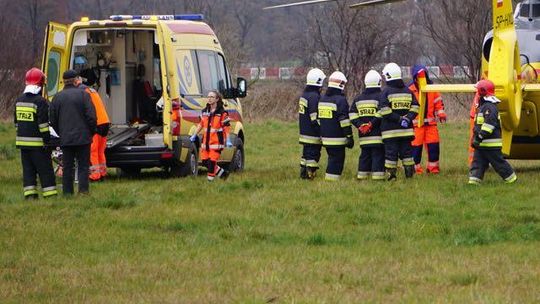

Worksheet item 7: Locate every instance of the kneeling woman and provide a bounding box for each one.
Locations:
[191,90,232,181]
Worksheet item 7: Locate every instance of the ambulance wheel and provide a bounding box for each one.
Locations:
[170,143,198,177]
[117,167,141,178]
[228,138,244,172]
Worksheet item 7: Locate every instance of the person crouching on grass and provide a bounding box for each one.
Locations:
[190,90,232,181]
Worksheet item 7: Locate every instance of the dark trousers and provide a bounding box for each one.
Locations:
[358,145,385,179]
[469,149,515,182]
[20,149,57,197]
[412,143,440,164]
[301,144,322,168]
[62,144,91,195]
[384,139,414,168]
[325,146,345,180]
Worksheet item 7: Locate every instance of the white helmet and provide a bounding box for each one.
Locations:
[364,70,382,88]
[328,71,347,90]
[382,62,402,81]
[306,68,326,87]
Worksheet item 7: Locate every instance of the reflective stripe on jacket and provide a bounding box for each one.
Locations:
[318,88,352,147]
[14,93,50,149]
[298,86,322,145]
[474,99,503,149]
[198,107,230,151]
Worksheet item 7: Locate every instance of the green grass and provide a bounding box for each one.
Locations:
[1,121,540,303]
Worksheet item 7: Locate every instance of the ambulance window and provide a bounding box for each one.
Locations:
[217,53,231,90]
[196,50,219,94]
[46,50,61,96]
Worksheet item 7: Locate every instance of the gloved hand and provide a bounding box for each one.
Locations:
[471,134,482,149]
[226,137,233,147]
[400,116,411,128]
[346,136,354,149]
[189,134,197,142]
[359,122,372,135]
[438,112,447,123]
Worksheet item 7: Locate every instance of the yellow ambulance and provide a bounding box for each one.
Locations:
[42,14,247,177]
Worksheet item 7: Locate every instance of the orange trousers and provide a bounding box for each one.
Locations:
[90,134,107,180]
[200,149,225,180]
[412,125,440,173]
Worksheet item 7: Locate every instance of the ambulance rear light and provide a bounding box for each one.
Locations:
[109,14,204,21]
[171,99,181,136]
[160,151,174,159]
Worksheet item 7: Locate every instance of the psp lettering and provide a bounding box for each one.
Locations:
[495,13,513,29]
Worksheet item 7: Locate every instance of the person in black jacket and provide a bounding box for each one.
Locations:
[49,70,97,195]
[298,68,326,179]
[469,79,517,184]
[349,70,385,181]
[14,68,58,199]
[379,63,419,180]
[319,71,353,181]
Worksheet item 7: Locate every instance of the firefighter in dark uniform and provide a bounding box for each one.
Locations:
[319,71,353,181]
[379,62,419,180]
[469,79,517,184]
[14,68,57,199]
[298,68,326,179]
[349,70,385,181]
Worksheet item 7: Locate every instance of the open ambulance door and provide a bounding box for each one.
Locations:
[41,22,68,101]
[156,23,180,150]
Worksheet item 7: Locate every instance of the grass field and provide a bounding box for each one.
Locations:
[1,121,540,303]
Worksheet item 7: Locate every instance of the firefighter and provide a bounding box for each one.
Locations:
[14,68,58,199]
[190,90,232,181]
[349,70,385,181]
[49,70,97,195]
[469,80,517,185]
[81,83,110,182]
[319,71,353,181]
[379,62,419,180]
[298,68,326,179]
[408,65,447,174]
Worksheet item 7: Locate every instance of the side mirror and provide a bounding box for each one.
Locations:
[236,77,247,98]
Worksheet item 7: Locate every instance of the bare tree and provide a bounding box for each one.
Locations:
[299,1,406,93]
[419,0,491,83]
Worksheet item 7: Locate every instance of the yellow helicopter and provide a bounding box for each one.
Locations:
[265,0,540,159]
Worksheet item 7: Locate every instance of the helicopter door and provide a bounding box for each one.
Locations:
[156,22,180,149]
[42,22,68,101]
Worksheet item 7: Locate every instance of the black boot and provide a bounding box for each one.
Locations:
[306,167,317,180]
[387,168,397,181]
[404,165,415,178]
[300,165,308,179]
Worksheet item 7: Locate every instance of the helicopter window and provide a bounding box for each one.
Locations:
[533,4,540,17]
[520,4,530,17]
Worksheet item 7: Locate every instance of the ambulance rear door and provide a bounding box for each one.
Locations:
[42,22,68,101]
[156,21,181,149]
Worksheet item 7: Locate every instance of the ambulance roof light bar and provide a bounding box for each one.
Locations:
[109,14,204,21]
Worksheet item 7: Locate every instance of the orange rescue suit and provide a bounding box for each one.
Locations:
[85,87,110,181]
[408,83,446,174]
[198,108,230,180]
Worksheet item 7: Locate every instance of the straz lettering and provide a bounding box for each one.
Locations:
[391,101,411,110]
[318,108,333,119]
[495,13,513,29]
[16,111,34,121]
[358,108,376,116]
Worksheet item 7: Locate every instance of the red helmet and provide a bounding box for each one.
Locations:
[475,79,495,97]
[25,68,46,86]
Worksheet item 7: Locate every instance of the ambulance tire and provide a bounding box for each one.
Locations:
[170,143,199,177]
[227,138,244,172]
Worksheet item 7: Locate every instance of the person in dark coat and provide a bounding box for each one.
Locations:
[49,70,97,195]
